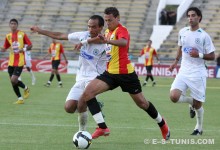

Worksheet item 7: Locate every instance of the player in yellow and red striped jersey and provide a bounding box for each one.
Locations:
[0,18,31,104]
[76,7,170,140]
[43,39,68,87]
[140,40,160,87]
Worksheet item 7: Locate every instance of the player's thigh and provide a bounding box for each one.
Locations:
[170,74,188,96]
[119,72,142,94]
[84,78,110,97]
[66,82,85,101]
[188,77,206,102]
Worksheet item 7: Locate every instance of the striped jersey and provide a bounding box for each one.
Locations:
[3,30,32,67]
[48,42,64,60]
[140,46,157,66]
[104,24,134,74]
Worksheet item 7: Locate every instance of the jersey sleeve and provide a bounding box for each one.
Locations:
[23,33,32,46]
[204,33,215,54]
[3,37,10,49]
[116,27,129,40]
[140,49,144,55]
[68,32,83,44]
[60,44,64,53]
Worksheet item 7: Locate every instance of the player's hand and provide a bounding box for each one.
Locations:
[30,26,40,33]
[74,43,82,51]
[65,60,68,64]
[169,63,177,72]
[158,60,160,65]
[189,48,199,58]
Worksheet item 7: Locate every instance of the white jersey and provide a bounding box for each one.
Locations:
[24,44,32,60]
[178,27,215,77]
[68,31,108,81]
[24,50,32,60]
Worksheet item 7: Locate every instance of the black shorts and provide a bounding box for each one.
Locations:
[8,66,23,77]
[96,71,142,94]
[146,65,153,73]
[52,60,60,70]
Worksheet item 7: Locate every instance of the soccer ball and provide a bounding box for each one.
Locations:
[73,131,92,149]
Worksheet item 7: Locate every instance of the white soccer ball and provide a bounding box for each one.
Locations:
[73,131,92,149]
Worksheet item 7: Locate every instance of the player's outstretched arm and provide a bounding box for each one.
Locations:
[30,26,68,40]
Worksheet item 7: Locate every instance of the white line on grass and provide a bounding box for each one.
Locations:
[0,122,219,132]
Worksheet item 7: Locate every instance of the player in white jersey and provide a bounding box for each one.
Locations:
[30,15,107,131]
[169,7,215,135]
[24,44,36,85]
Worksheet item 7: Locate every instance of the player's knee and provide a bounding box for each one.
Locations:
[11,79,18,86]
[193,101,202,109]
[64,101,77,113]
[169,93,179,103]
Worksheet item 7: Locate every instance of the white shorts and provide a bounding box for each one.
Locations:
[66,79,91,101]
[170,74,207,102]
[25,59,32,68]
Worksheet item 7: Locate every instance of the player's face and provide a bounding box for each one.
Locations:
[87,19,103,38]
[104,14,119,31]
[9,21,18,32]
[187,10,201,27]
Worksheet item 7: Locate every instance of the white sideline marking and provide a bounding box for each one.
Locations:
[0,122,219,132]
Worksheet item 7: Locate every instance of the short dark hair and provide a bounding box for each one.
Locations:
[186,7,202,22]
[104,7,119,18]
[90,15,104,27]
[147,39,152,43]
[9,18,18,25]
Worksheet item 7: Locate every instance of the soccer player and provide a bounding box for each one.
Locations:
[76,7,170,140]
[30,15,107,131]
[43,39,68,88]
[139,40,160,87]
[169,7,215,135]
[0,18,31,104]
[24,44,36,85]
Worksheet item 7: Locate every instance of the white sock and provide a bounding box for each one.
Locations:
[178,95,193,105]
[78,111,88,131]
[194,107,204,132]
[18,97,23,100]
[93,112,105,124]
[154,112,162,123]
[30,70,35,79]
[18,76,22,81]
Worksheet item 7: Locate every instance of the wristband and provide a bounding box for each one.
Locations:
[198,53,204,59]
[23,47,27,52]
[81,40,88,45]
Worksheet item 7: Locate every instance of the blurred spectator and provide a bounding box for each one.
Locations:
[160,9,168,25]
[215,53,220,78]
[167,11,177,25]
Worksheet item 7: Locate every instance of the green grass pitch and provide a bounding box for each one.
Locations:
[0,71,219,150]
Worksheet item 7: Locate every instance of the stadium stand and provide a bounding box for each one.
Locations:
[0,0,219,63]
[0,0,152,60]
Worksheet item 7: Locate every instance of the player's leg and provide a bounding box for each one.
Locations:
[45,61,55,87]
[65,81,88,131]
[122,72,170,140]
[78,74,111,139]
[130,93,170,140]
[148,66,156,86]
[170,75,195,118]
[26,60,36,85]
[52,60,62,87]
[8,67,27,103]
[189,77,206,135]
[142,66,148,86]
